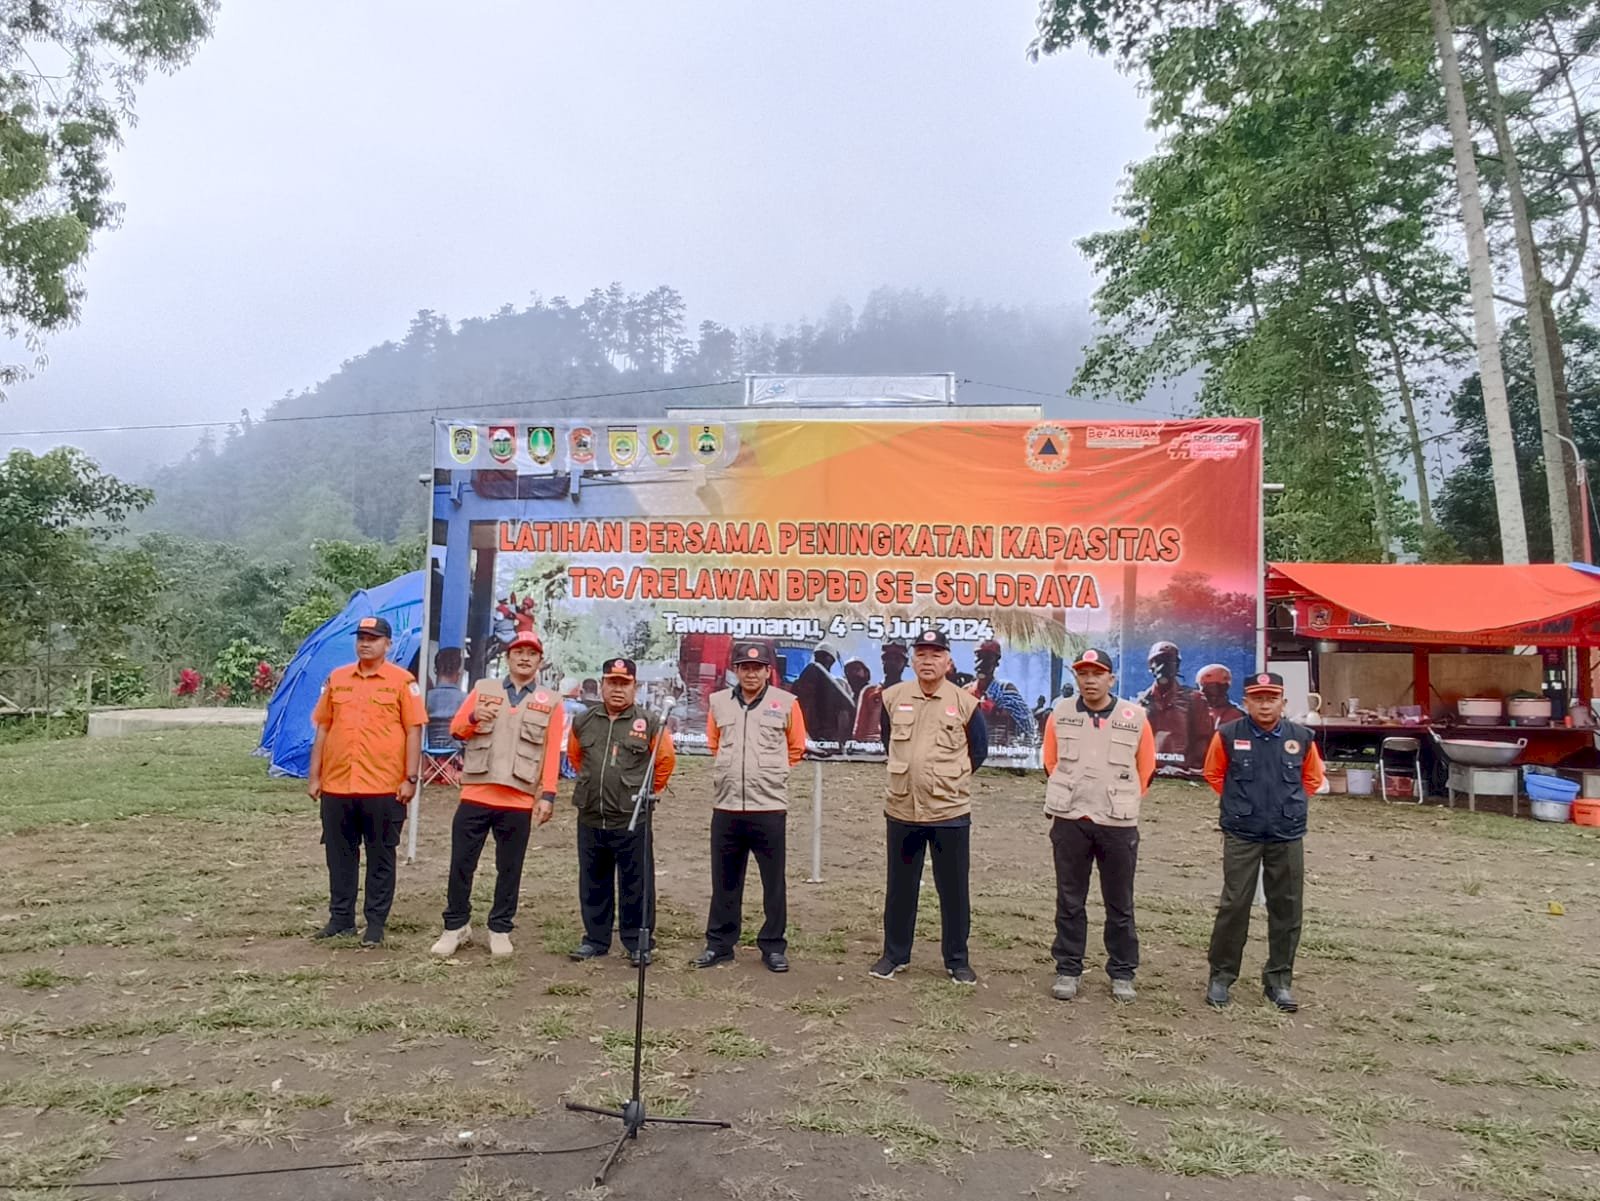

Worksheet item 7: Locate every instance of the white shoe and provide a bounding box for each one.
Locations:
[1051,974,1080,1001]
[489,931,514,958]
[1111,977,1137,1003]
[430,925,472,956]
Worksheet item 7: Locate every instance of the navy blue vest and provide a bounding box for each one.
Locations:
[1217,716,1312,843]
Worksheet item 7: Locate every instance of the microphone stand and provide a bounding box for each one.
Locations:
[564,694,729,1184]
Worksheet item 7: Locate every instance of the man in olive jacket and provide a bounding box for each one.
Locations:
[565,657,676,967]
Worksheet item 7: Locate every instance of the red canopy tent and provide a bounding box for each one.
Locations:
[1266,562,1600,706]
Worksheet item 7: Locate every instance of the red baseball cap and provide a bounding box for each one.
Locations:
[1072,647,1113,672]
[507,630,543,653]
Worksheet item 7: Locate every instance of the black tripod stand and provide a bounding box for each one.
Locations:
[564,704,729,1184]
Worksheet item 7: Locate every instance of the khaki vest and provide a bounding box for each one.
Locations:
[459,680,557,793]
[709,686,798,812]
[1043,697,1147,826]
[882,680,980,822]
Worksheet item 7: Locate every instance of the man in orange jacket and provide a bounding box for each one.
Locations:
[430,630,564,959]
[566,657,676,966]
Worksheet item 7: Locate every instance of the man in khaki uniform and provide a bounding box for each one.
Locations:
[871,627,989,985]
[693,641,808,973]
[1042,647,1156,1002]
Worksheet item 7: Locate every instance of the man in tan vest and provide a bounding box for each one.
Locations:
[430,630,564,959]
[871,627,988,985]
[693,641,808,972]
[1042,647,1156,1002]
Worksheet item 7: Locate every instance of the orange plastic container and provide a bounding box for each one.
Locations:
[1574,799,1600,827]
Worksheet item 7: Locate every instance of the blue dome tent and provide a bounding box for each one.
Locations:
[259,572,425,778]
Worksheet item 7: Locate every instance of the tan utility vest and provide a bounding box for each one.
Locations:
[708,686,798,812]
[1043,697,1147,826]
[459,680,557,793]
[882,680,980,823]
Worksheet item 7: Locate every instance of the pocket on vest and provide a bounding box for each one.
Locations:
[887,760,911,797]
[512,721,545,783]
[463,740,492,774]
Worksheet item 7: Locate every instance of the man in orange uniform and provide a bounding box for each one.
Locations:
[1202,671,1326,1012]
[307,615,426,946]
[1041,648,1156,1003]
[430,630,564,959]
[566,657,676,966]
[694,641,807,972]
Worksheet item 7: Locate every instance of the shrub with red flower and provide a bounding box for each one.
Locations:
[174,668,203,697]
[252,661,276,696]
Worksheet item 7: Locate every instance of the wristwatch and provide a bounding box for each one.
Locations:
[405,774,418,783]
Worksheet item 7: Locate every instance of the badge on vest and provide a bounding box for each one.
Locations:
[1284,739,1301,754]
[945,705,958,717]
[631,718,647,733]
[1233,739,1252,751]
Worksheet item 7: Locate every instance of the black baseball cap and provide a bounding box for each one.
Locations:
[1072,647,1113,672]
[731,640,774,667]
[1243,671,1285,696]
[355,616,392,638]
[912,628,950,651]
[601,656,637,680]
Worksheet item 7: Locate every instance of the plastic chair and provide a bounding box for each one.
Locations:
[421,718,462,787]
[1380,736,1424,804]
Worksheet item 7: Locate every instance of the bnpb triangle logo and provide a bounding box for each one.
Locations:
[1024,423,1071,473]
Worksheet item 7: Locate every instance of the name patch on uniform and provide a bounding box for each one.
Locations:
[896,703,914,711]
[1234,739,1252,751]
[1111,719,1140,731]
[1284,739,1301,754]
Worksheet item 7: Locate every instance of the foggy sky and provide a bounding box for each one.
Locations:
[0,0,1152,475]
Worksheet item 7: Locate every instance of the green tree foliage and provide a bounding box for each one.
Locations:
[133,534,297,672]
[0,1,215,383]
[280,538,422,644]
[0,447,158,661]
[1038,1,1459,561]
[1438,309,1600,561]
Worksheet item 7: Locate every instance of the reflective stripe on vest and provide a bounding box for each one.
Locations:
[709,686,797,812]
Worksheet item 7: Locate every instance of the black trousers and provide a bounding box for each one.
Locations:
[1208,834,1304,990]
[1049,817,1140,979]
[882,817,971,970]
[705,809,787,954]
[443,801,533,934]
[320,793,406,928]
[577,822,654,953]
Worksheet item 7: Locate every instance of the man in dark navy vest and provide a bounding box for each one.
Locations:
[1201,671,1325,1012]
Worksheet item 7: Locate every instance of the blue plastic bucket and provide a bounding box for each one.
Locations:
[1525,771,1580,802]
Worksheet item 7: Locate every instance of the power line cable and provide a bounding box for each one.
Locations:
[0,380,742,438]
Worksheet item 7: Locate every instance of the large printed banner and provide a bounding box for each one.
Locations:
[426,418,1263,770]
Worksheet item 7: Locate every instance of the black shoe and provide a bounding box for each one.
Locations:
[692,948,735,969]
[762,951,790,973]
[1205,978,1232,1008]
[947,965,978,986]
[1263,984,1298,1013]
[312,922,356,940]
[569,943,608,961]
[360,924,385,948]
[868,956,906,980]
[628,948,652,967]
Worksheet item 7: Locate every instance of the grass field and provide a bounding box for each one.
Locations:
[1,727,1598,1200]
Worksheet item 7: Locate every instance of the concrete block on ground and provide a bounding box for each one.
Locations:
[87,707,267,739]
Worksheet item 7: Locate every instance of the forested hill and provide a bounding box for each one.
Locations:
[138,286,1098,560]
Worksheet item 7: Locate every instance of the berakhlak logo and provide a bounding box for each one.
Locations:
[570,427,596,464]
[528,426,556,465]
[487,425,515,464]
[1025,423,1072,472]
[448,426,477,464]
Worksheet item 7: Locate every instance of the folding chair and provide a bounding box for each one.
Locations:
[421,718,462,787]
[1380,736,1424,804]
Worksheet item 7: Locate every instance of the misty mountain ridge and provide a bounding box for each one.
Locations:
[136,285,1170,561]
